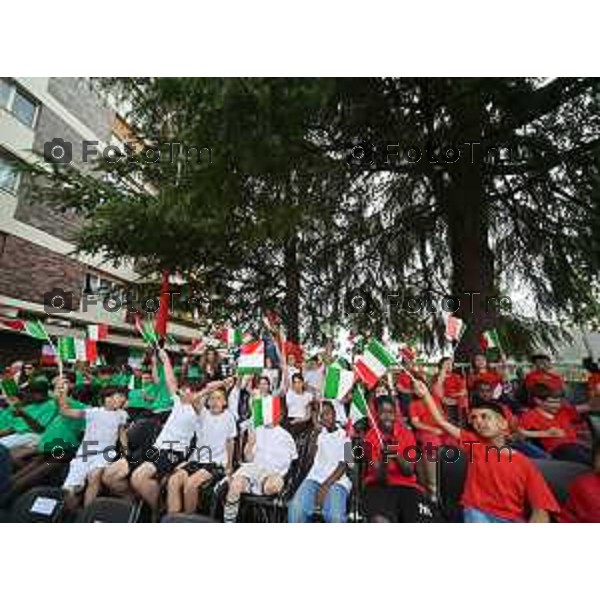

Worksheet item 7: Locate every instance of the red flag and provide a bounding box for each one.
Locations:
[155,270,170,338]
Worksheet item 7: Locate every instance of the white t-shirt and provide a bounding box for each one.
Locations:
[306,427,351,491]
[77,408,127,456]
[154,394,197,453]
[286,389,313,419]
[194,409,237,465]
[253,425,298,475]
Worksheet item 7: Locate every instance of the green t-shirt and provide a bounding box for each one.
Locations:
[127,383,159,409]
[0,407,15,431]
[11,399,58,432]
[38,397,87,453]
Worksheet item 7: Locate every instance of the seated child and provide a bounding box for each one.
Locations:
[519,383,591,465]
[166,387,237,515]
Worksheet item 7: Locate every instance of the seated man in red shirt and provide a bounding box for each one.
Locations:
[560,442,600,523]
[523,352,565,397]
[362,397,424,522]
[518,383,592,465]
[416,380,560,523]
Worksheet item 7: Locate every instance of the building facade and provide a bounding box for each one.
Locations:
[0,77,196,366]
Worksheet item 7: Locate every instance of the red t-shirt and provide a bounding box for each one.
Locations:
[458,430,560,521]
[363,423,419,489]
[409,396,442,429]
[518,405,580,452]
[467,368,503,391]
[395,371,413,392]
[524,369,565,394]
[560,472,600,523]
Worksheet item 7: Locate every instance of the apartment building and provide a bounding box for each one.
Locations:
[0,77,196,365]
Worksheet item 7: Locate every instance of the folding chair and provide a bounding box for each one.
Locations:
[77,497,143,522]
[436,445,467,522]
[532,459,590,504]
[9,486,67,523]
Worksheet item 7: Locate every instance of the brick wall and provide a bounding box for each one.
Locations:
[0,234,84,307]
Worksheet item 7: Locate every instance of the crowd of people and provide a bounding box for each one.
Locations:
[1,330,599,523]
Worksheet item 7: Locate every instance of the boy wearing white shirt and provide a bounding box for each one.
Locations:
[166,388,237,515]
[224,420,298,522]
[56,380,128,508]
[288,401,351,522]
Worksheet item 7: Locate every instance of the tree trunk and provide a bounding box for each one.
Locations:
[445,88,496,361]
[283,234,301,342]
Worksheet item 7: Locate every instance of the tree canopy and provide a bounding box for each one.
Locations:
[28,77,600,357]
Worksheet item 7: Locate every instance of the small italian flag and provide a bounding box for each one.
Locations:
[252,395,282,427]
[237,340,264,374]
[480,329,501,351]
[88,323,108,341]
[58,337,98,362]
[0,318,49,340]
[134,315,159,346]
[350,385,368,424]
[218,327,251,347]
[445,315,465,342]
[354,339,397,389]
[323,364,355,400]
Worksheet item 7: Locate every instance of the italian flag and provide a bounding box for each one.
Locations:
[218,327,251,347]
[58,337,98,362]
[0,318,49,340]
[0,305,19,319]
[480,329,501,351]
[354,339,397,389]
[237,340,264,374]
[88,323,108,341]
[252,395,282,427]
[134,315,159,346]
[323,364,355,400]
[445,315,465,342]
[350,385,368,424]
[41,344,57,366]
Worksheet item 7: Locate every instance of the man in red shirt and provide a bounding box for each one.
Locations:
[560,442,600,522]
[416,380,560,522]
[518,384,592,465]
[362,397,424,522]
[523,352,565,396]
[467,353,504,392]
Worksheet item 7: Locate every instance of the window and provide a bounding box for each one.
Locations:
[0,80,11,108]
[0,153,20,194]
[0,78,39,128]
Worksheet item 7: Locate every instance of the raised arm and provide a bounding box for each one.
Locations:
[414,379,461,440]
[157,348,178,396]
[55,377,85,419]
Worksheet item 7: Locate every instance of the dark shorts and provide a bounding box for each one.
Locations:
[181,462,225,479]
[364,484,423,523]
[147,448,186,478]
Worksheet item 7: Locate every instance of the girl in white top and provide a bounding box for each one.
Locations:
[56,379,128,508]
[166,387,237,515]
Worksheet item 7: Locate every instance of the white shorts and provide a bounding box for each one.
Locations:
[0,433,40,449]
[235,463,280,495]
[63,452,112,490]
